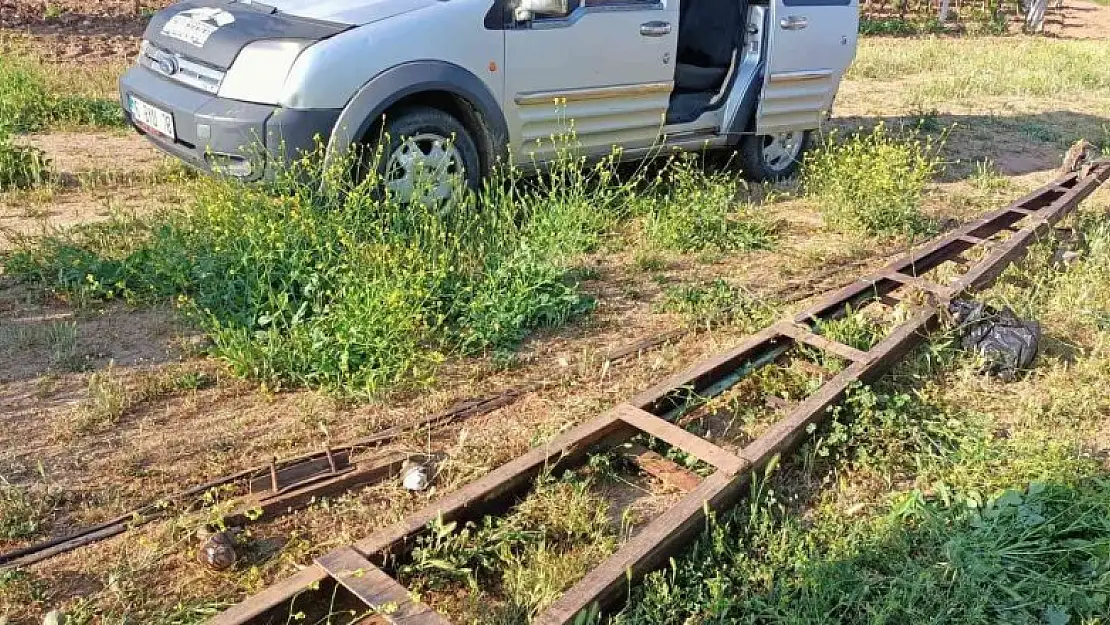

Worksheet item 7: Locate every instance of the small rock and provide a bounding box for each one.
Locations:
[197,531,238,571]
[42,610,63,625]
[1051,247,1083,270]
[183,334,215,353]
[401,461,430,492]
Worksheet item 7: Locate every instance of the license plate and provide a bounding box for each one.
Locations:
[129,95,176,140]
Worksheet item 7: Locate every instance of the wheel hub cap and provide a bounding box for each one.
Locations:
[762,131,804,171]
[384,133,466,203]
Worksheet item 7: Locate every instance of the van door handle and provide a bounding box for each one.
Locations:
[780,15,808,30]
[640,21,672,36]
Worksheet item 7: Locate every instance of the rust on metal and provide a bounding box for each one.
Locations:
[1,330,681,571]
[317,546,452,625]
[207,164,1110,625]
[226,452,409,525]
[248,452,352,494]
[620,443,702,492]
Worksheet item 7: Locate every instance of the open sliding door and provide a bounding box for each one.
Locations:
[756,0,858,134]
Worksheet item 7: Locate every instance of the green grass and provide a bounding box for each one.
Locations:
[0,318,77,369]
[657,279,779,332]
[8,154,612,395]
[858,0,1010,36]
[399,468,617,622]
[0,481,59,541]
[0,126,51,190]
[803,123,941,238]
[8,149,773,396]
[859,16,947,36]
[615,473,1110,624]
[641,157,778,253]
[849,38,1110,101]
[0,53,124,132]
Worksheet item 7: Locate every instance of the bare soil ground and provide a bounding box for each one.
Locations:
[1044,0,1110,38]
[0,0,171,61]
[1,4,1110,622]
[1,133,184,242]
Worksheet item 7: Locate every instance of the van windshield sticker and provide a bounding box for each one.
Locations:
[161,7,237,47]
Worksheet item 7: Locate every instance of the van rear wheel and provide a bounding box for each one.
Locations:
[738,130,812,182]
[371,106,482,203]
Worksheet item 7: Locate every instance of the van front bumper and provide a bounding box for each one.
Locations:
[119,66,341,181]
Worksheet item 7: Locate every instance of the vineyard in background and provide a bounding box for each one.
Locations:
[861,0,1019,34]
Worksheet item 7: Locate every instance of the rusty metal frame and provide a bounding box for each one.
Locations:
[209,164,1109,625]
[1,329,686,571]
[0,389,526,570]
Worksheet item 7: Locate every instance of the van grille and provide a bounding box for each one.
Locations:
[139,41,225,95]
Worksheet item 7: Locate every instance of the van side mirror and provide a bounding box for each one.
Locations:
[514,0,570,21]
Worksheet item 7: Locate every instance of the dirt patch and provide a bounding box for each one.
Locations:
[20,131,167,177]
[0,132,183,247]
[0,29,142,61]
[0,283,184,381]
[1045,0,1110,39]
[0,0,168,33]
[0,184,171,246]
[0,0,171,61]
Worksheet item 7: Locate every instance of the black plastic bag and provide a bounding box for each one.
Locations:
[949,300,1042,380]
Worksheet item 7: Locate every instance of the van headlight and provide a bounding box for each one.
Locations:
[218,39,310,105]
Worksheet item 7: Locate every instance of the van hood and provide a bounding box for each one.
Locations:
[261,0,437,25]
[144,0,434,70]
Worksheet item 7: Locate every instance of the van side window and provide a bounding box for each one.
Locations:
[531,0,661,19]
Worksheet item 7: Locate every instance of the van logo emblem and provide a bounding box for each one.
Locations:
[161,7,236,48]
[157,54,179,76]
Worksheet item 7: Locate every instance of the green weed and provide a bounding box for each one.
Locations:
[859,17,944,36]
[402,473,615,620]
[632,250,667,272]
[1018,121,1063,144]
[969,159,1010,194]
[859,0,1009,36]
[0,126,51,190]
[0,481,59,541]
[74,365,128,433]
[657,279,778,332]
[0,319,80,369]
[8,147,642,396]
[0,53,123,132]
[614,473,1110,625]
[803,124,941,238]
[641,157,777,253]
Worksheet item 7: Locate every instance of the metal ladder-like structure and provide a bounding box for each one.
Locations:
[212,163,1110,625]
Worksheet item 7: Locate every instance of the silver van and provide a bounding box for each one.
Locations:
[120,0,859,198]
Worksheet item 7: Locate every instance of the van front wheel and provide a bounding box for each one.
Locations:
[738,130,812,182]
[372,106,482,203]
